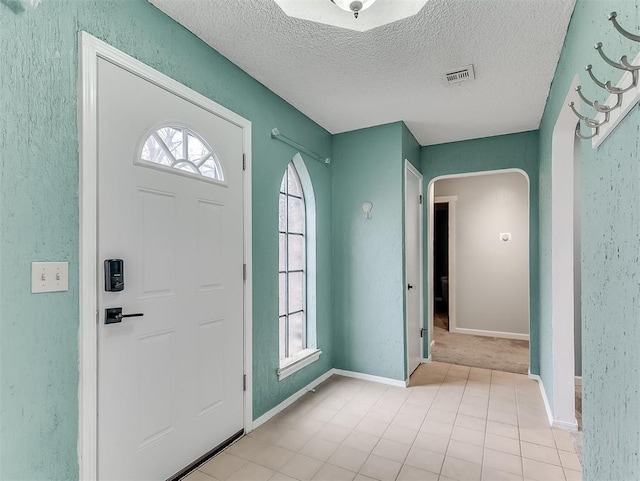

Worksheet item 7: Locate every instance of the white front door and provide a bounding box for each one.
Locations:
[405,162,424,377]
[97,57,245,480]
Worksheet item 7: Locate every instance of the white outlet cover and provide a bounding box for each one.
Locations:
[31,262,69,293]
[500,233,512,242]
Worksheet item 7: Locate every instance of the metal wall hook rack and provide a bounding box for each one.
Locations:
[570,11,640,143]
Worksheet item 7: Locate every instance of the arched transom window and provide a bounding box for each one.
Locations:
[139,126,224,182]
[279,162,306,361]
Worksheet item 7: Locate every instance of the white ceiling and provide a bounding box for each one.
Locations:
[149,0,575,146]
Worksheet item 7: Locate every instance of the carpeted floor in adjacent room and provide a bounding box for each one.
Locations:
[431,311,583,457]
[432,313,529,375]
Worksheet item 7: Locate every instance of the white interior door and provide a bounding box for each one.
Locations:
[97,57,245,480]
[405,162,424,377]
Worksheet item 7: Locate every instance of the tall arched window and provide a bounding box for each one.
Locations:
[279,162,306,360]
[278,156,321,379]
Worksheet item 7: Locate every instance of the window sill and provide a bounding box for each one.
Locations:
[278,349,322,381]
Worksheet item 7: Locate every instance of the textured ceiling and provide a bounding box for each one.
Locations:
[149,0,575,146]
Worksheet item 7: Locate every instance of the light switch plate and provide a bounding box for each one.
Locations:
[31,262,69,293]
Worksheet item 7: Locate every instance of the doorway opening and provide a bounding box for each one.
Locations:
[428,170,530,375]
[433,202,449,332]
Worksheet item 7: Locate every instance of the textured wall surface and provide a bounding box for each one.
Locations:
[435,172,530,336]
[421,131,540,371]
[0,1,333,478]
[402,123,422,173]
[538,1,640,478]
[332,123,406,381]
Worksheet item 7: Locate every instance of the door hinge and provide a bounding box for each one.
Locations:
[419,195,423,204]
[243,374,247,391]
[243,263,247,281]
[242,153,246,171]
[420,328,427,338]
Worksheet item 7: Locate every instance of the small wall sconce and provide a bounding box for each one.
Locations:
[362,201,373,220]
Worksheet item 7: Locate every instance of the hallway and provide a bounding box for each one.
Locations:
[185,363,582,481]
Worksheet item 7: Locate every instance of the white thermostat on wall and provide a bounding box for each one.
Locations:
[500,233,512,242]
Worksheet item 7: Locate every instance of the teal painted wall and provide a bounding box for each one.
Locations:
[0,1,333,478]
[538,1,640,478]
[402,123,422,172]
[421,132,540,373]
[332,122,406,381]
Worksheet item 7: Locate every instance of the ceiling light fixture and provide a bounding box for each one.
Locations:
[274,0,429,32]
[330,0,377,18]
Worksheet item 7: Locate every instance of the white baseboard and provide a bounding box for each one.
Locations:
[528,371,579,432]
[251,369,334,430]
[332,369,408,387]
[528,372,553,427]
[421,356,432,364]
[553,419,579,431]
[452,327,529,341]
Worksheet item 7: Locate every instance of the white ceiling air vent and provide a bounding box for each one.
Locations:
[445,65,475,84]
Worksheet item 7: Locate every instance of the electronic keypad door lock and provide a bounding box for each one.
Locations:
[105,307,144,325]
[104,259,124,291]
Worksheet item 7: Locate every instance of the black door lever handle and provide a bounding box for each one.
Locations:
[105,307,144,324]
[407,284,414,290]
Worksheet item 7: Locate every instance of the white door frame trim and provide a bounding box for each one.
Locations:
[404,161,424,375]
[433,195,457,333]
[77,31,253,479]
[427,169,530,359]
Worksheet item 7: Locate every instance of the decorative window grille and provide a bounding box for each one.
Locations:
[278,162,306,360]
[140,126,224,181]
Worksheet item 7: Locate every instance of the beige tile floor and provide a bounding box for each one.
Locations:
[183,362,582,481]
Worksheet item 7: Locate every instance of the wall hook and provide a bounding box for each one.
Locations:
[585,64,608,90]
[609,12,640,43]
[575,122,600,141]
[586,65,637,96]
[576,86,621,113]
[594,43,636,72]
[621,56,640,71]
[569,102,609,128]
[575,86,595,108]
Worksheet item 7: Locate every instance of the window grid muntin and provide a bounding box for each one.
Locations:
[279,163,307,360]
[140,126,224,181]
